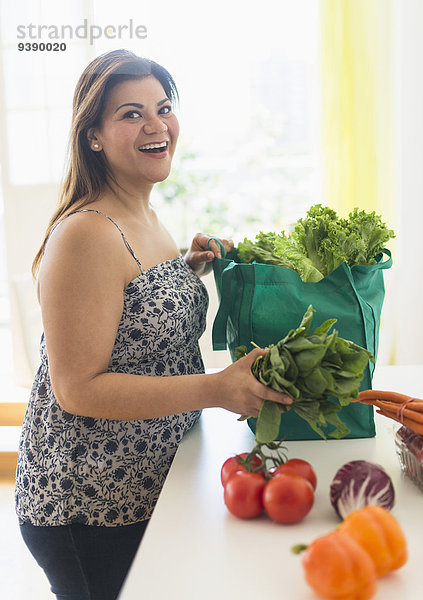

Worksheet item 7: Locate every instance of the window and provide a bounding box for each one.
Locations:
[0,0,320,380]
[91,0,321,247]
[0,0,96,382]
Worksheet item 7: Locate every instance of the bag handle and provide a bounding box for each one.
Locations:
[377,248,392,269]
[351,248,392,272]
[212,260,237,350]
[207,237,226,258]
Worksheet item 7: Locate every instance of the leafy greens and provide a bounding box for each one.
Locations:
[237,205,395,282]
[236,305,374,443]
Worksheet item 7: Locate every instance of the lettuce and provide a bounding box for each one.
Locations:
[346,208,395,264]
[238,231,323,282]
[237,204,395,281]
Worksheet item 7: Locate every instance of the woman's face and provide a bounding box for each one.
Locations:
[90,76,179,189]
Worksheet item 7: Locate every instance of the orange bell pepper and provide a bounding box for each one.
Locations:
[300,528,377,600]
[339,505,408,577]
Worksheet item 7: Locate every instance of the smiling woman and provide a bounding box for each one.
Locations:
[31,54,181,278]
[14,49,292,600]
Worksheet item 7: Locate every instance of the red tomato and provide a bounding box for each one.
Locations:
[263,472,314,524]
[224,471,266,519]
[221,453,264,487]
[272,458,317,490]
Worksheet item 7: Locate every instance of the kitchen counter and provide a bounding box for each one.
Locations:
[119,365,423,600]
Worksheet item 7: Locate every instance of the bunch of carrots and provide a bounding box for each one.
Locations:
[355,389,423,435]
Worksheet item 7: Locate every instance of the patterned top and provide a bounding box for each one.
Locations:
[15,209,209,526]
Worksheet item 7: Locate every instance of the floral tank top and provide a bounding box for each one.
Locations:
[15,209,209,526]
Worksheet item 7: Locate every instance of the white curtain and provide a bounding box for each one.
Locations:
[319,0,423,365]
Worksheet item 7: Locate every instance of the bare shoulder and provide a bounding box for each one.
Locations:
[39,210,128,288]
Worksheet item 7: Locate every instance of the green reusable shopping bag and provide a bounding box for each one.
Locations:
[211,247,392,440]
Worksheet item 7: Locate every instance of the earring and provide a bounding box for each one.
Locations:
[93,143,100,149]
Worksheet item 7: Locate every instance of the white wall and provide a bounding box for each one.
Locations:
[3,184,57,386]
[394,0,423,363]
[198,271,231,370]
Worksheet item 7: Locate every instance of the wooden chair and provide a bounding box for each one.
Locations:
[0,403,27,479]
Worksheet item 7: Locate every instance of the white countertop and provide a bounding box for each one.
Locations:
[119,365,423,600]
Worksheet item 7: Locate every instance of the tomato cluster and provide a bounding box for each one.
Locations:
[221,454,316,524]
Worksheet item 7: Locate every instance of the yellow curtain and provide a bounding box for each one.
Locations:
[319,0,395,228]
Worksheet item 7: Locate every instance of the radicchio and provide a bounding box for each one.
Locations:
[330,459,395,519]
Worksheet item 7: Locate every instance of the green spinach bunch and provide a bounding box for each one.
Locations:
[236,305,374,443]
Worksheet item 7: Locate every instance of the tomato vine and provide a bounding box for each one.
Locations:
[236,440,288,480]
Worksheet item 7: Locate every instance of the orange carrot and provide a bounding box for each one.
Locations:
[354,389,423,435]
[358,390,423,407]
[370,401,423,424]
[358,397,423,414]
[376,409,423,435]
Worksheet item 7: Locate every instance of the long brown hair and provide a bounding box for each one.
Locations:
[32,49,179,278]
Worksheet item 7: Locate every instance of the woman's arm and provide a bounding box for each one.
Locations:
[38,214,291,420]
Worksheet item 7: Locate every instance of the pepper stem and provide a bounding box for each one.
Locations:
[291,544,309,554]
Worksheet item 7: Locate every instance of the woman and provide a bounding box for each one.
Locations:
[15,49,292,600]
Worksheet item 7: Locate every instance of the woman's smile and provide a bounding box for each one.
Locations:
[138,139,169,158]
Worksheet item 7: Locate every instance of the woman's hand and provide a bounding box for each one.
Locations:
[211,348,293,417]
[184,233,234,276]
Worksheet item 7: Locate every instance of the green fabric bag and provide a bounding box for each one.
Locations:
[211,248,392,440]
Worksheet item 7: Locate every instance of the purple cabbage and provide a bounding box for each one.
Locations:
[330,460,395,519]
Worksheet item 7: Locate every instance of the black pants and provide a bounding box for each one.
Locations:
[19,520,148,600]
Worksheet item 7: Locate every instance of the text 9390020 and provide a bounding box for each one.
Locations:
[18,42,67,52]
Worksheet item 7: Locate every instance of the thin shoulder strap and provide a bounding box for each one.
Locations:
[65,209,144,272]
